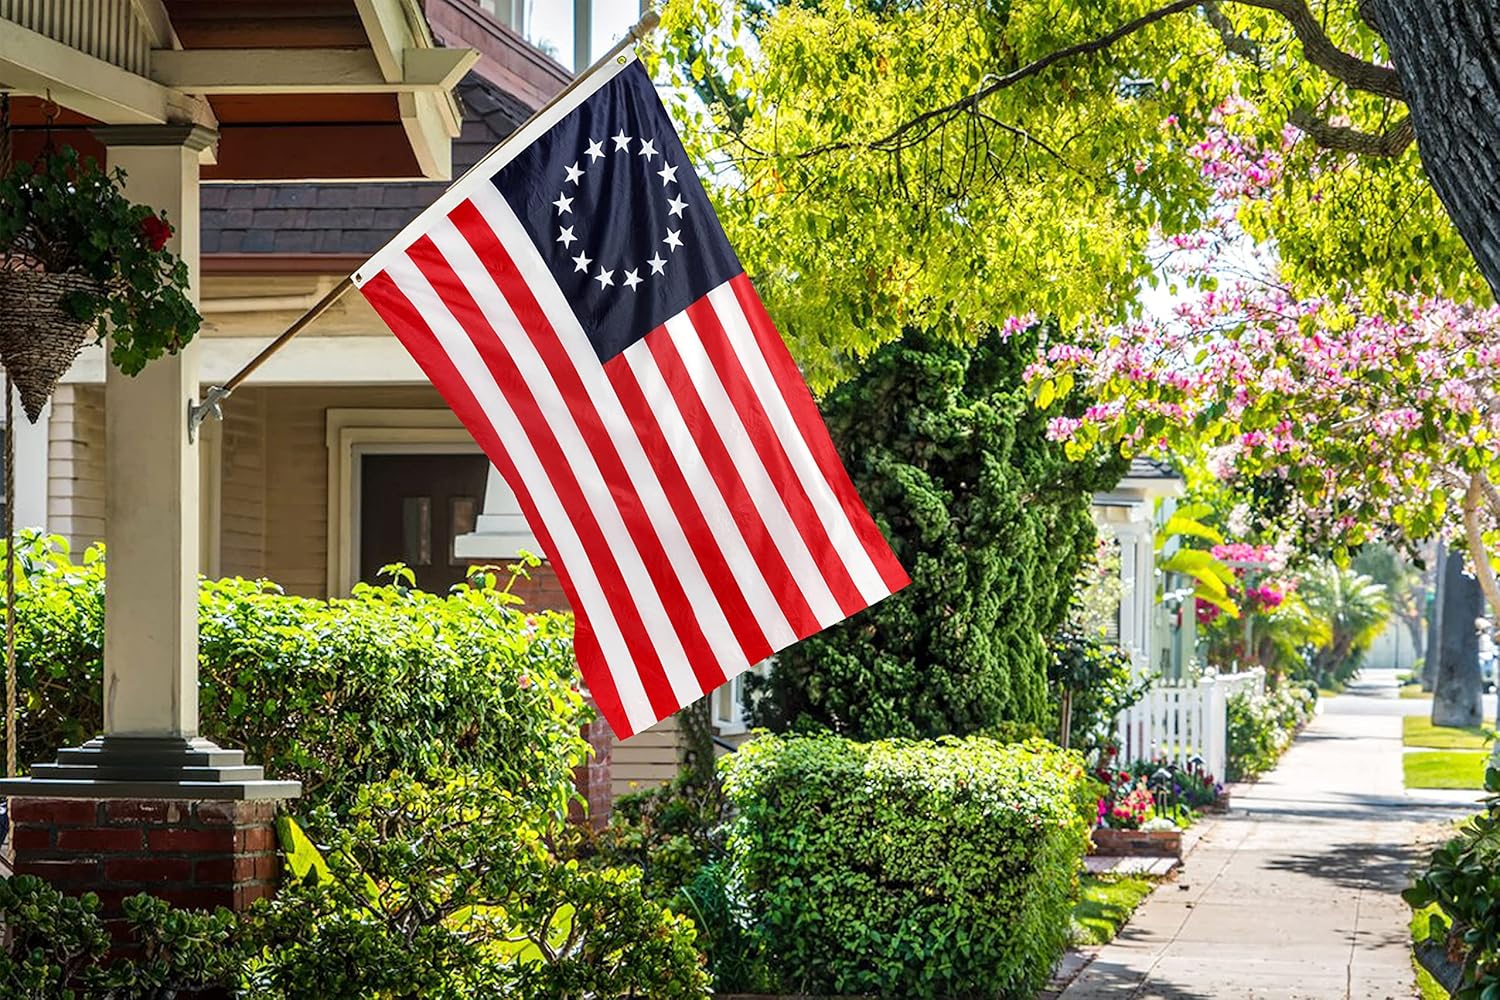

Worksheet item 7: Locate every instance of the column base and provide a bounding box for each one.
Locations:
[0,736,301,800]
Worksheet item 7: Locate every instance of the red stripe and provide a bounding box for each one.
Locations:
[729,274,910,592]
[685,297,865,619]
[446,202,735,689]
[603,354,775,663]
[640,326,824,640]
[403,235,686,721]
[359,270,634,738]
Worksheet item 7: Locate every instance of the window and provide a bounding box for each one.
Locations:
[712,659,771,734]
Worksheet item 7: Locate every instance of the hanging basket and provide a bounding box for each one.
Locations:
[0,270,102,423]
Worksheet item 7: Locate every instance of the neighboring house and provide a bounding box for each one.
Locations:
[1091,457,1189,679]
[6,0,697,803]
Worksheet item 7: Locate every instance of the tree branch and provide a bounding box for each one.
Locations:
[1286,106,1415,156]
[1234,0,1403,100]
[1462,473,1500,621]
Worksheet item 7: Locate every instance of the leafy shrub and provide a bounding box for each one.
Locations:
[756,323,1124,739]
[1226,686,1315,781]
[721,733,1093,999]
[5,535,587,815]
[1049,627,1149,755]
[0,875,240,997]
[1404,765,1500,998]
[245,773,710,1000]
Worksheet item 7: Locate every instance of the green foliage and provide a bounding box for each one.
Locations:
[720,733,1094,999]
[1049,626,1149,755]
[0,148,200,374]
[653,0,1229,387]
[756,323,1123,739]
[0,875,240,998]
[244,774,711,1000]
[1293,561,1392,688]
[1404,766,1500,997]
[1225,686,1315,782]
[4,534,587,817]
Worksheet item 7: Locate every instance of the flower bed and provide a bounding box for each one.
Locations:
[1091,828,1182,858]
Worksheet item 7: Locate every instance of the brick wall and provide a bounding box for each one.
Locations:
[568,713,613,830]
[11,798,282,933]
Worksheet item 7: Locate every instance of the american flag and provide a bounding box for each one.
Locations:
[354,53,908,739]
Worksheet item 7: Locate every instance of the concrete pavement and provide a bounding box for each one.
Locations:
[1060,669,1479,1000]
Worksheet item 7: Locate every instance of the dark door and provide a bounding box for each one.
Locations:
[359,453,491,593]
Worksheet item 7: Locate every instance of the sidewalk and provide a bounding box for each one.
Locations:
[1061,669,1479,1000]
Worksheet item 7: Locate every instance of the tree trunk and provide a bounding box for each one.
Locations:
[1362,2,1500,298]
[1423,546,1445,691]
[1432,546,1484,728]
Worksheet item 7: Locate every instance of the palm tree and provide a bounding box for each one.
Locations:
[1296,561,1392,689]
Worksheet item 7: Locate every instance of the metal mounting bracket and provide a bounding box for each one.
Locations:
[187,385,231,443]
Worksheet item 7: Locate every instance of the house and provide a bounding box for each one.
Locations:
[1091,457,1191,678]
[0,0,479,916]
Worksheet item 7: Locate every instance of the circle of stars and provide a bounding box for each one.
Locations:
[552,129,688,294]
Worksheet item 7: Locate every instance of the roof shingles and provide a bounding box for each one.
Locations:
[202,74,531,258]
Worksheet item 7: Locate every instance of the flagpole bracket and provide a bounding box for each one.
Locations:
[187,385,231,444]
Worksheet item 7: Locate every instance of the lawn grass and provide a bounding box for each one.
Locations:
[1318,686,1344,701]
[1405,750,1489,790]
[1400,683,1431,700]
[1071,874,1156,947]
[1404,715,1493,750]
[1410,903,1450,1000]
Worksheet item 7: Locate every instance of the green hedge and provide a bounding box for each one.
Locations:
[7,535,586,816]
[721,734,1093,999]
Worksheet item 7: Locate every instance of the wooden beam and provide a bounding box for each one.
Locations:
[150,47,477,95]
[129,0,179,50]
[352,0,413,83]
[0,16,169,124]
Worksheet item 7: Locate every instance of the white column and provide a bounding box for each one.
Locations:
[10,390,49,531]
[98,126,216,738]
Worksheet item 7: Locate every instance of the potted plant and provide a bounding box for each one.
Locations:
[0,147,200,421]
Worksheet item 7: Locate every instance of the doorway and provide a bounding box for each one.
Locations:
[358,452,490,593]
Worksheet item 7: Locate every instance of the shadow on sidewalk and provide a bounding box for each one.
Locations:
[1264,838,1426,892]
[1066,955,1215,1000]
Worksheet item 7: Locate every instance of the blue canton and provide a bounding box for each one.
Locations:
[492,61,743,363]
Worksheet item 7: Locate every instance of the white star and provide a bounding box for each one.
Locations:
[657,162,678,186]
[584,138,605,162]
[553,192,574,214]
[572,251,592,273]
[594,267,615,289]
[612,130,632,152]
[556,225,576,248]
[646,253,666,275]
[622,268,642,291]
[638,138,658,160]
[663,228,683,251]
[564,161,583,184]
[667,195,688,217]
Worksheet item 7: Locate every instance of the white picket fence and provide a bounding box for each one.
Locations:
[1114,668,1266,783]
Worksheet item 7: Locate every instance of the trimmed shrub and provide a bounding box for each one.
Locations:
[5,534,587,815]
[755,323,1124,739]
[1225,686,1315,781]
[721,733,1093,999]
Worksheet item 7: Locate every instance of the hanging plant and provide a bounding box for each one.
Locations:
[0,146,200,420]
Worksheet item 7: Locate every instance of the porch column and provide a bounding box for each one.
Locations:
[100,126,212,738]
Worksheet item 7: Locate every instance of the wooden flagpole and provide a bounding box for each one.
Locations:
[188,8,662,439]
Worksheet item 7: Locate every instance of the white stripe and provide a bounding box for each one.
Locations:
[466,185,799,652]
[661,312,846,627]
[706,283,891,605]
[381,255,657,735]
[353,50,639,287]
[426,215,724,707]
[619,343,803,649]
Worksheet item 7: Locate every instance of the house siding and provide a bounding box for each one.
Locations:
[47,385,107,553]
[610,712,684,799]
[219,388,267,580]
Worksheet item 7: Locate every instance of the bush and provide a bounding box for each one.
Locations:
[721,733,1093,999]
[1049,627,1148,755]
[246,773,710,1000]
[5,535,587,815]
[755,323,1124,739]
[1404,765,1500,998]
[1225,686,1315,781]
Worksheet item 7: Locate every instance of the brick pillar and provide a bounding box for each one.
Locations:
[10,798,281,917]
[569,714,613,830]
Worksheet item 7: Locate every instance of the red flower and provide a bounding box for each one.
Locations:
[139,215,172,251]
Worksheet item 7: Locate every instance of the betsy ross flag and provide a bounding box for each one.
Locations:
[354,51,907,739]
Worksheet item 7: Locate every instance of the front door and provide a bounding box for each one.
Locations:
[358,452,491,593]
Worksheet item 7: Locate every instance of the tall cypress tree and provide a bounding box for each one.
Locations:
[754,324,1124,739]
